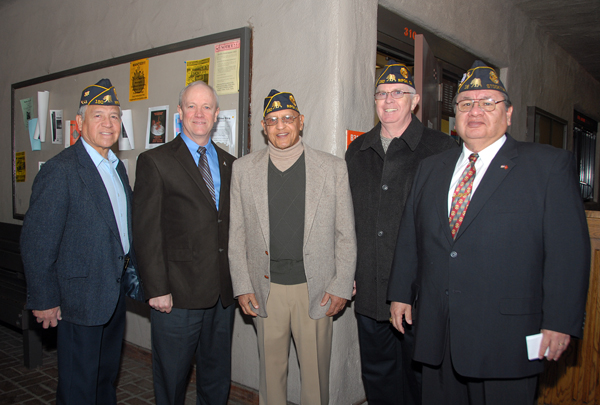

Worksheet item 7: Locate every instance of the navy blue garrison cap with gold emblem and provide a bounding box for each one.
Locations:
[80,78,120,107]
[457,60,508,96]
[376,64,415,89]
[263,89,299,117]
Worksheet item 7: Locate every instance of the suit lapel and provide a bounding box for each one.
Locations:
[74,140,121,244]
[303,145,326,247]
[454,135,518,240]
[249,148,271,245]
[436,148,462,245]
[214,142,232,212]
[172,136,217,210]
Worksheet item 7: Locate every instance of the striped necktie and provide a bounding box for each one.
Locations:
[449,153,478,239]
[197,146,216,205]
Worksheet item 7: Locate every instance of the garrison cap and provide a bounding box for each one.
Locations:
[263,89,299,117]
[457,60,508,96]
[80,78,120,107]
[376,64,415,89]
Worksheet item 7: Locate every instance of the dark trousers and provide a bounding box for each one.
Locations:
[151,298,235,405]
[356,313,422,405]
[56,287,126,405]
[422,333,538,405]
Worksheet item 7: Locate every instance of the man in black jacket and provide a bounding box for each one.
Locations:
[346,64,457,404]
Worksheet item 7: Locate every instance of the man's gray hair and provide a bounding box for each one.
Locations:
[178,81,219,109]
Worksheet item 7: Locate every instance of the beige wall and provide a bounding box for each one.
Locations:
[2,0,600,403]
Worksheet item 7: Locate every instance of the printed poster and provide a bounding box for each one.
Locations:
[15,152,26,182]
[146,106,169,149]
[186,58,210,86]
[214,40,240,95]
[64,120,80,147]
[129,59,149,101]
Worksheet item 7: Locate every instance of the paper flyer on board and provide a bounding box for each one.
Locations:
[213,109,236,154]
[146,106,169,149]
[214,40,240,95]
[15,152,26,182]
[64,120,80,148]
[20,98,33,131]
[50,109,63,144]
[28,119,41,151]
[119,109,135,150]
[186,58,210,86]
[129,59,149,102]
[36,91,50,141]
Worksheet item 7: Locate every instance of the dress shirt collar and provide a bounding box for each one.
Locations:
[81,138,119,167]
[178,131,216,158]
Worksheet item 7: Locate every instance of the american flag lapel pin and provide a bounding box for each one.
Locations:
[500,165,508,170]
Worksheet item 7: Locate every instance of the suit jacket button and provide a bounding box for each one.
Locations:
[382,184,389,191]
[445,289,449,295]
[117,278,121,283]
[450,251,458,258]
[264,275,269,279]
[377,231,384,237]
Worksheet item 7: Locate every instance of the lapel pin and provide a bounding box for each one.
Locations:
[223,161,227,166]
[500,165,508,170]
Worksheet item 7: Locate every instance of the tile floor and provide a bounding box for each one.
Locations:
[0,322,258,405]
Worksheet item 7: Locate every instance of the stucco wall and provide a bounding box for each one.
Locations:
[0,0,375,403]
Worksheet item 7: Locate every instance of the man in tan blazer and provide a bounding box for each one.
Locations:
[229,89,356,405]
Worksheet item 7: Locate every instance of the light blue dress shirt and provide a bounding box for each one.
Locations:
[178,132,221,210]
[81,138,130,254]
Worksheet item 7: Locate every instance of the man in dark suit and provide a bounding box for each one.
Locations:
[133,80,236,404]
[346,64,457,405]
[21,79,134,404]
[388,61,590,405]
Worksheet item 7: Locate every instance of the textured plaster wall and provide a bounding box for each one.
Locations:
[0,0,375,403]
[379,0,600,143]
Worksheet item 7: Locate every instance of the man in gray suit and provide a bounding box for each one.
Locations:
[229,89,357,404]
[21,79,134,405]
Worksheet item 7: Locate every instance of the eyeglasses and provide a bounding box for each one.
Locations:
[263,115,300,126]
[374,90,415,100]
[456,99,506,112]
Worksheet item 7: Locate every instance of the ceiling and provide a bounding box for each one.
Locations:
[512,0,600,83]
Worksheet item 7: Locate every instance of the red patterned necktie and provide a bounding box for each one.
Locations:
[197,146,216,205]
[449,153,479,239]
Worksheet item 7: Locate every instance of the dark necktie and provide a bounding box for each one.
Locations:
[197,146,216,205]
[449,153,478,239]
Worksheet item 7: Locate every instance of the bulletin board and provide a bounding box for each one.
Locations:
[11,27,251,220]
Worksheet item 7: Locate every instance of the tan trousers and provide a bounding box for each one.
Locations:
[255,282,333,405]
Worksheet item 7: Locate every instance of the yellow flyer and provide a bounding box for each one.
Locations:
[129,59,149,101]
[186,58,210,86]
[15,151,26,182]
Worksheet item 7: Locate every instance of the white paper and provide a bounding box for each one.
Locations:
[36,91,50,141]
[50,109,63,144]
[213,109,236,155]
[526,333,549,360]
[119,109,135,150]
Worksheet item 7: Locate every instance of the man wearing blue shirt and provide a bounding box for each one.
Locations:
[21,79,135,405]
[133,80,236,405]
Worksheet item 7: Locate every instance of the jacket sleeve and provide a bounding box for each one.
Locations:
[227,160,255,298]
[21,160,68,311]
[540,150,590,338]
[132,152,170,300]
[325,160,357,300]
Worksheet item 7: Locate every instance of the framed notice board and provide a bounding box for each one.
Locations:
[11,27,251,220]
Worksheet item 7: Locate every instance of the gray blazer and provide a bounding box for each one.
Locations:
[228,143,357,319]
[21,139,133,326]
